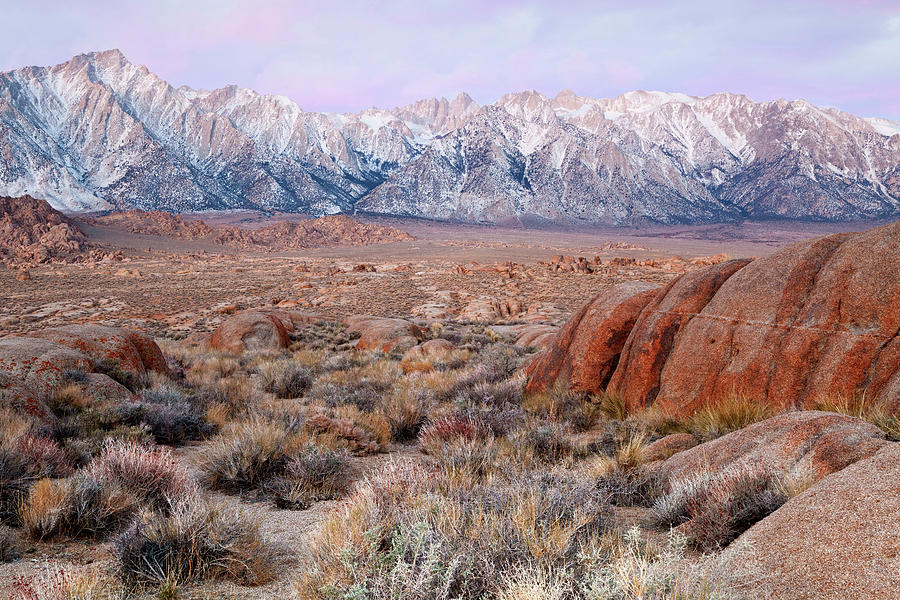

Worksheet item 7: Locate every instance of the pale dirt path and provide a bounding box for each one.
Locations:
[0,443,425,600]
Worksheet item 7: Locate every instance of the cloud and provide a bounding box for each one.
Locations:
[2,0,898,118]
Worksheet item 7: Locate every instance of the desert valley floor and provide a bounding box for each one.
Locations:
[1,216,883,336]
[2,210,899,600]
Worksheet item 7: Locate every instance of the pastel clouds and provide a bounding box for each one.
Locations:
[2,0,898,118]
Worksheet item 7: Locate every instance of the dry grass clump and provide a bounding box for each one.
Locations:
[1,432,74,525]
[378,385,432,442]
[198,420,353,507]
[814,392,900,441]
[588,433,664,508]
[85,441,193,511]
[296,463,613,600]
[685,394,775,441]
[114,497,282,587]
[648,463,788,550]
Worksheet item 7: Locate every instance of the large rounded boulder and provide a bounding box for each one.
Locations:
[0,336,93,401]
[210,309,324,354]
[525,222,900,415]
[32,324,170,380]
[523,281,661,394]
[655,411,888,484]
[729,442,900,599]
[344,315,426,354]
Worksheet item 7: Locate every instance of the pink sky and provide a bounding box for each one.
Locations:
[3,0,899,118]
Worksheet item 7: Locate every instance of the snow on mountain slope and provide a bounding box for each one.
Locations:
[0,50,897,224]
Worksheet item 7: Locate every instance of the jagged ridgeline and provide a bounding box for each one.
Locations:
[1,50,898,223]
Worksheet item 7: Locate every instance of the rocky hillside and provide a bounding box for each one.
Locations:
[1,50,898,224]
[525,220,900,410]
[0,195,88,262]
[89,209,413,249]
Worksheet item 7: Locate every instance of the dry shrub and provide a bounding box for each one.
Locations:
[257,359,313,399]
[16,435,75,478]
[333,405,392,450]
[305,413,381,454]
[21,441,192,540]
[648,463,788,550]
[419,415,490,455]
[513,421,576,463]
[199,419,355,506]
[199,420,295,493]
[585,433,664,508]
[86,440,193,511]
[306,373,387,412]
[1,434,73,525]
[265,446,353,509]
[114,497,282,587]
[296,464,611,600]
[113,383,211,445]
[497,567,571,600]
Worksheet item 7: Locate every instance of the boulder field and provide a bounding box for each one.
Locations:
[525,222,900,413]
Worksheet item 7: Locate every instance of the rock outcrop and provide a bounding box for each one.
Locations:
[0,337,94,402]
[606,259,751,411]
[523,282,661,394]
[32,324,170,380]
[655,411,888,484]
[0,326,169,424]
[730,443,900,599]
[525,222,900,413]
[0,196,88,263]
[344,315,426,354]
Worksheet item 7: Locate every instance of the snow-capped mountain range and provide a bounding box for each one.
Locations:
[1,49,898,224]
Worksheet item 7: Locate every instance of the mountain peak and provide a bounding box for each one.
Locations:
[0,51,897,224]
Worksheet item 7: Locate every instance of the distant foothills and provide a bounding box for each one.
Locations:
[1,50,898,225]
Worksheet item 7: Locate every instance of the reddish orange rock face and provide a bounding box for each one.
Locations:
[523,281,661,394]
[607,259,752,411]
[344,315,426,354]
[32,324,170,379]
[652,223,900,415]
[525,221,900,415]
